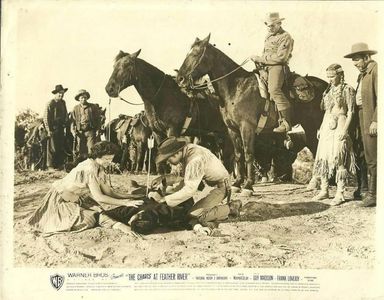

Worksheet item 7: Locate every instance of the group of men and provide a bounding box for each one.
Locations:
[43,85,102,170]
[252,12,377,207]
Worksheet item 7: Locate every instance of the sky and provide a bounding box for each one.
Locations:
[2,0,383,121]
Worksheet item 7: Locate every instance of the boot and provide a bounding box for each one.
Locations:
[330,178,345,206]
[360,173,376,207]
[312,177,329,201]
[273,109,292,133]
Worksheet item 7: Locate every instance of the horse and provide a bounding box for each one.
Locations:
[105,49,234,173]
[176,34,327,192]
[23,118,48,170]
[129,111,156,174]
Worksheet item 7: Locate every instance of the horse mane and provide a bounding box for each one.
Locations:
[114,51,129,64]
[207,43,250,77]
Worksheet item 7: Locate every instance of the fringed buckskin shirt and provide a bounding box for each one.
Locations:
[164,144,229,207]
[261,28,294,65]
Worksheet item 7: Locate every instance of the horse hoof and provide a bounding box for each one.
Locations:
[231,186,241,193]
[240,189,253,197]
[260,177,268,183]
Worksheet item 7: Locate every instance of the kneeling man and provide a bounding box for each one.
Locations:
[151,137,242,235]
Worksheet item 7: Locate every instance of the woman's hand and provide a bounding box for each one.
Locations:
[121,199,144,207]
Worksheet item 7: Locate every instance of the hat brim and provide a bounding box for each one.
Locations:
[264,18,285,25]
[155,142,186,164]
[344,50,377,58]
[52,88,68,94]
[75,92,90,101]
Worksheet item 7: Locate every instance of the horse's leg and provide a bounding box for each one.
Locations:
[222,134,235,174]
[227,128,245,190]
[135,142,143,173]
[240,123,256,191]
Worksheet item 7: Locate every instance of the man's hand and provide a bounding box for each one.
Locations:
[151,175,166,189]
[121,199,144,207]
[251,55,263,63]
[148,191,166,203]
[369,121,377,136]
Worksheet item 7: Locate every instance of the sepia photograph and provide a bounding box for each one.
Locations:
[1,0,383,299]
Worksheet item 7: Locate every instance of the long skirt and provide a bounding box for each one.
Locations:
[313,113,356,180]
[28,188,104,234]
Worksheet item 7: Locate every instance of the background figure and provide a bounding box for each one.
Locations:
[251,12,294,133]
[71,89,101,160]
[43,84,68,170]
[311,64,356,206]
[344,43,377,208]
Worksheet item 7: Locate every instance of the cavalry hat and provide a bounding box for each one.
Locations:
[51,84,68,94]
[344,43,377,58]
[264,12,285,25]
[75,89,91,101]
[155,136,188,164]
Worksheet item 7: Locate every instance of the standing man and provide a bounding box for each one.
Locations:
[344,43,377,207]
[71,89,101,159]
[150,137,242,235]
[251,12,294,133]
[44,84,68,170]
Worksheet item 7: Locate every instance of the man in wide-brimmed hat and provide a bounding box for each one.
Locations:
[150,137,242,235]
[43,84,69,170]
[344,43,377,207]
[71,89,103,159]
[251,12,294,134]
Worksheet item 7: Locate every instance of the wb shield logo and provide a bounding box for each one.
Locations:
[50,274,64,290]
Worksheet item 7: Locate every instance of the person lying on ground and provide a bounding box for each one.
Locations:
[28,141,144,237]
[149,137,242,235]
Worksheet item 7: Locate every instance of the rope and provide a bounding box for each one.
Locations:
[190,57,251,90]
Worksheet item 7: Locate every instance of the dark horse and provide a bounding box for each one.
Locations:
[105,49,234,172]
[177,34,327,191]
[23,118,48,170]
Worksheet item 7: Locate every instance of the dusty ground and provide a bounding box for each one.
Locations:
[14,155,375,269]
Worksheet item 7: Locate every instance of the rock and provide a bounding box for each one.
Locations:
[253,237,272,246]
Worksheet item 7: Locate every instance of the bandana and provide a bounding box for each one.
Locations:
[326,64,344,77]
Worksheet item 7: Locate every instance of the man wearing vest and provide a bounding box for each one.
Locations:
[251,12,294,133]
[71,89,101,159]
[344,43,378,207]
[44,84,69,170]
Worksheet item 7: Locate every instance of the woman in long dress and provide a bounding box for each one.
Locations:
[311,64,356,206]
[28,141,144,235]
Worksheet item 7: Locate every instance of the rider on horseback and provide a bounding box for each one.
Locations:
[251,12,294,134]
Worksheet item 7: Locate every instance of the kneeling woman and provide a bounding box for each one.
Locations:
[28,141,143,235]
[311,64,356,205]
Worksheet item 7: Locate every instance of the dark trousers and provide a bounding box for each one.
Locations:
[358,109,377,197]
[47,127,66,168]
[359,109,377,178]
[77,130,97,157]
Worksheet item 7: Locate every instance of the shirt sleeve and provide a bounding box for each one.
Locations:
[263,34,294,64]
[164,157,205,207]
[371,65,377,123]
[344,85,356,114]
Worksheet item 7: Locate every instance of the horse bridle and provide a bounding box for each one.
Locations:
[187,43,250,90]
[117,58,166,106]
